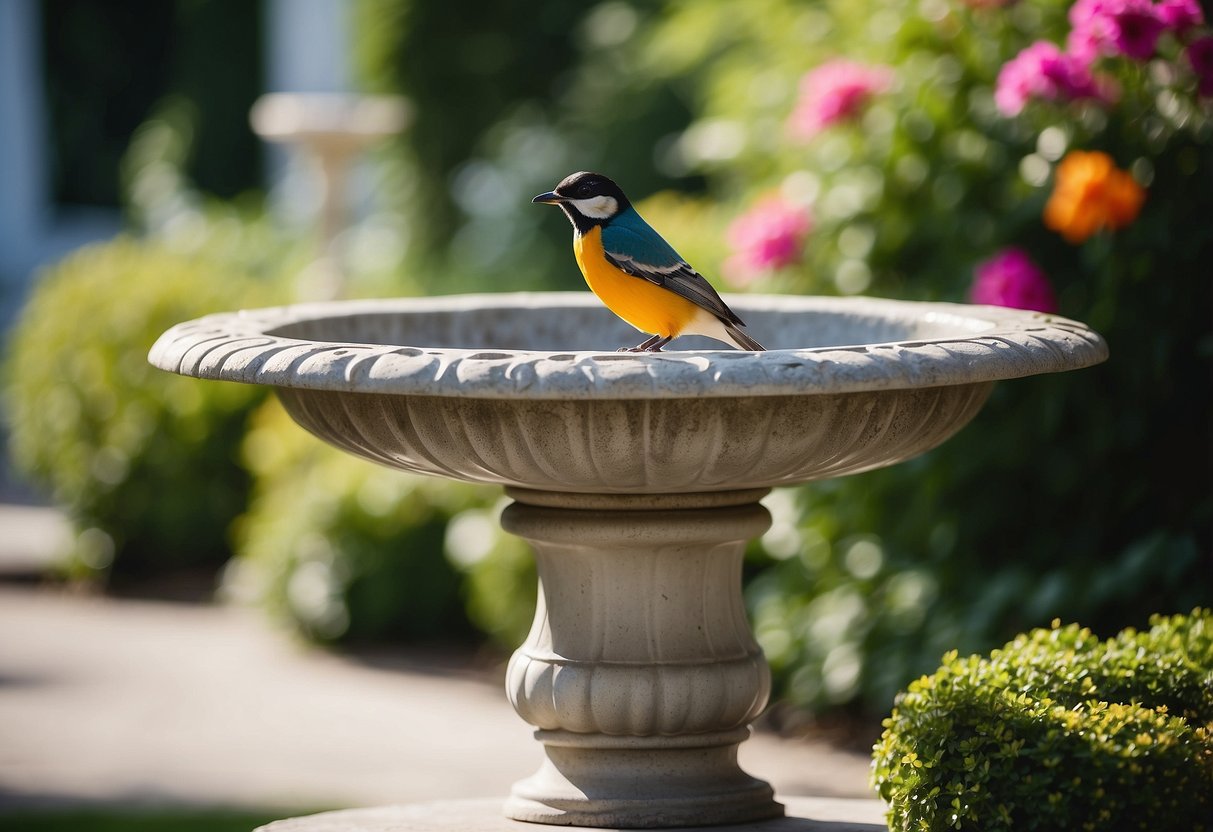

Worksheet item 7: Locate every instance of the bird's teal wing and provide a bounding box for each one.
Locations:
[601,208,744,326]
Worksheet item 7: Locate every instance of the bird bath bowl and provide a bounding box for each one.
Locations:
[149,292,1106,829]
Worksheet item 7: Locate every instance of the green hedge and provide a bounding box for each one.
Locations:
[2,238,271,580]
[873,610,1213,831]
[442,497,536,649]
[228,399,496,643]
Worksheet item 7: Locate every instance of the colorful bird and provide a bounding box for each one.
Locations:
[533,171,765,352]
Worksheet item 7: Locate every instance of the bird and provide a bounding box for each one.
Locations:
[532,171,765,352]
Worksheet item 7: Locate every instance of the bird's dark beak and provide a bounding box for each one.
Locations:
[532,191,565,205]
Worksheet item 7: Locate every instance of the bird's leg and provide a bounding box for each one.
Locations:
[643,336,674,352]
[620,334,664,353]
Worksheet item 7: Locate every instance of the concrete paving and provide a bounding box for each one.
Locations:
[255,797,888,831]
[0,504,877,818]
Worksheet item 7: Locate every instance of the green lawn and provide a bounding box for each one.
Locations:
[0,809,299,832]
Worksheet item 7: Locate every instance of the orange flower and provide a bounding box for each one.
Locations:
[1043,150,1146,243]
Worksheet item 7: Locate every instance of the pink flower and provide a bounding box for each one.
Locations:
[1068,0,1115,64]
[995,41,1111,115]
[969,248,1057,313]
[1157,0,1205,33]
[1109,0,1167,58]
[1068,0,1165,62]
[1187,36,1213,96]
[788,59,893,140]
[723,197,813,284]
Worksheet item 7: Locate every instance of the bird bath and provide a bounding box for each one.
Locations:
[250,93,410,300]
[149,292,1106,830]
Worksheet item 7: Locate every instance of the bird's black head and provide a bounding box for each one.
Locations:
[533,171,631,233]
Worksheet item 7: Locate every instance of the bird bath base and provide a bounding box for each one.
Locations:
[255,797,888,832]
[500,488,780,826]
[149,292,1106,832]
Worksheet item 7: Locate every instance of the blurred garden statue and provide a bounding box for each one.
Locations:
[251,92,409,301]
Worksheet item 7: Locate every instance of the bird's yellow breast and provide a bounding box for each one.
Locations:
[573,225,699,338]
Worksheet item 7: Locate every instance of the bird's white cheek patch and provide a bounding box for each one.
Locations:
[570,195,618,219]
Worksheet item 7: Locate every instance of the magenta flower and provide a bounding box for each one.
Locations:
[723,197,813,285]
[1157,0,1205,33]
[1067,0,1109,65]
[1069,0,1165,62]
[995,41,1110,115]
[1187,36,1213,97]
[788,59,893,140]
[1109,0,1167,58]
[969,248,1057,313]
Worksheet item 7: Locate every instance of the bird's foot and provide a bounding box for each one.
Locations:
[620,335,672,353]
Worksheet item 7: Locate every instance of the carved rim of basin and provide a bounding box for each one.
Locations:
[150,291,1106,400]
[149,292,1107,494]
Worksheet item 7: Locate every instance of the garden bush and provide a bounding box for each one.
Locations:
[343,0,1210,712]
[623,0,1213,713]
[443,497,537,649]
[224,0,1212,698]
[2,237,274,580]
[228,399,497,643]
[872,609,1213,831]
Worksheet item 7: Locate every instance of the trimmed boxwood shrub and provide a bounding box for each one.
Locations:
[872,609,1213,831]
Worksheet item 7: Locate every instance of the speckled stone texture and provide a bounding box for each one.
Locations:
[149,292,1106,402]
[150,292,1106,828]
[149,293,1105,495]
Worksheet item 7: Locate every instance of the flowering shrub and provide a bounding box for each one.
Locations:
[346,0,1211,714]
[996,0,1211,117]
[872,610,1213,830]
[629,0,1212,714]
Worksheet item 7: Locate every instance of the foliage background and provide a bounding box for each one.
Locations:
[341,0,1211,716]
[3,0,1209,725]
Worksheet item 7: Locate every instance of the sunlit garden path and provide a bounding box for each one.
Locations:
[0,576,872,813]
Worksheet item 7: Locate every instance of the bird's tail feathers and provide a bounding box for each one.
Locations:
[724,322,765,352]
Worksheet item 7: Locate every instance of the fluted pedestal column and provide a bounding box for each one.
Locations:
[501,488,782,828]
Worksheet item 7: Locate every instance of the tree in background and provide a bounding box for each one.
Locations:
[8,0,1206,720]
[352,0,704,293]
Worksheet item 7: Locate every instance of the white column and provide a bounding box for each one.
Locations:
[0,0,121,322]
[266,0,351,94]
[0,0,49,290]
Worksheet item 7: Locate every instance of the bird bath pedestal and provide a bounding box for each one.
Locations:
[149,292,1106,830]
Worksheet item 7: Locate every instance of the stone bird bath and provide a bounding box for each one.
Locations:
[149,292,1106,830]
